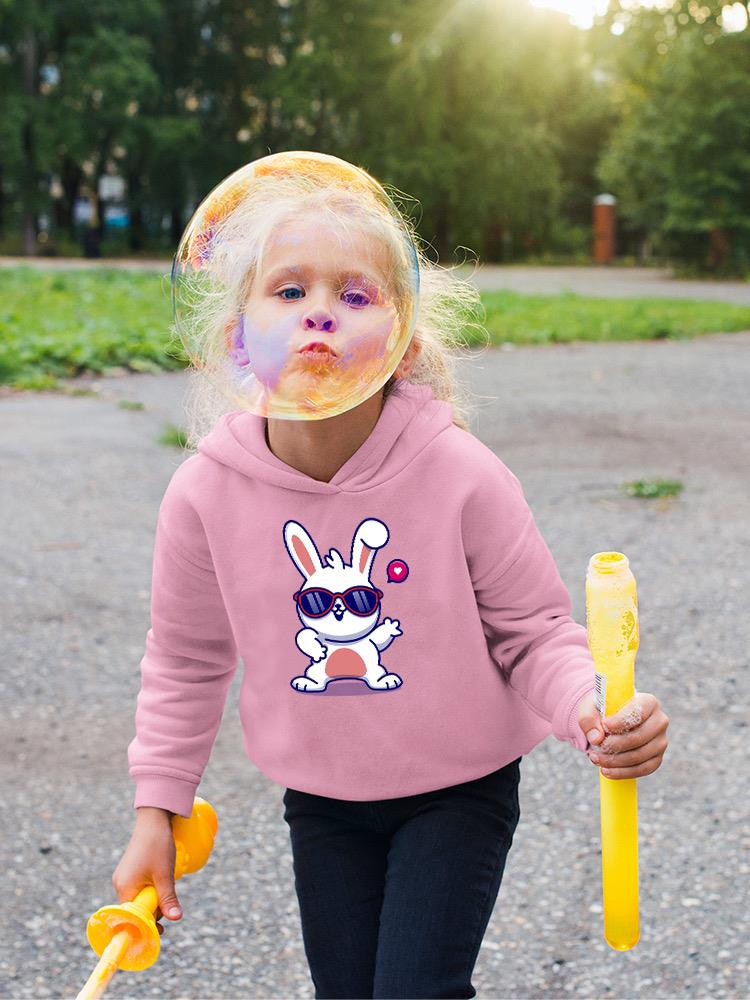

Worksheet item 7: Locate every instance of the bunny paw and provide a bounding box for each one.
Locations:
[369,672,403,690]
[382,618,402,637]
[291,675,326,691]
[311,643,328,662]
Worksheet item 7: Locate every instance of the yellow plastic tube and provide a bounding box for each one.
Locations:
[585,551,640,951]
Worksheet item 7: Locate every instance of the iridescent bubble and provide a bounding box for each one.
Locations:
[172,151,420,420]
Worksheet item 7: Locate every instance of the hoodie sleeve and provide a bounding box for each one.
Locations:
[127,467,239,818]
[462,454,595,753]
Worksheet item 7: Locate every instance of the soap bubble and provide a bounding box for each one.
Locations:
[171,151,420,420]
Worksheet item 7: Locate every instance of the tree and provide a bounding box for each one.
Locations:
[596,15,750,270]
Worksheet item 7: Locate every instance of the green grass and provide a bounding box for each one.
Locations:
[0,266,184,388]
[472,289,750,346]
[622,479,684,499]
[1,266,749,388]
[158,423,190,449]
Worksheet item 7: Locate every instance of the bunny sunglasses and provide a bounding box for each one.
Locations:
[293,586,384,618]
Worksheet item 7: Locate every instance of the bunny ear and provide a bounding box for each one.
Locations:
[350,518,389,579]
[283,520,324,581]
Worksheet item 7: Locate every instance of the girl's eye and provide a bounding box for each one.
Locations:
[341,288,372,307]
[275,283,374,306]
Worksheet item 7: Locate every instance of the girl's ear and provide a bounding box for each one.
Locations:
[395,337,421,378]
[223,317,238,351]
[225,316,250,366]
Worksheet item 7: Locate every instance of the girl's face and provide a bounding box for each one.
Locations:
[235,215,401,413]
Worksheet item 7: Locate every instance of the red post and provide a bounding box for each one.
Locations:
[593,193,617,264]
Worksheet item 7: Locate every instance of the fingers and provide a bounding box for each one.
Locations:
[602,692,665,735]
[598,751,665,779]
[112,877,144,908]
[114,893,170,936]
[154,876,182,922]
[588,732,667,770]
[597,709,669,755]
[601,697,645,735]
[120,874,182,922]
[611,719,668,755]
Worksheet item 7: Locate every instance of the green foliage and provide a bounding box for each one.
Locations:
[372,0,617,257]
[477,289,750,345]
[158,423,190,449]
[622,479,684,499]
[0,267,747,388]
[0,266,186,385]
[1,1,749,270]
[593,2,750,271]
[0,0,616,262]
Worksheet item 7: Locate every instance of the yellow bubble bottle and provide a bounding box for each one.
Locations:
[585,551,640,951]
[76,797,218,999]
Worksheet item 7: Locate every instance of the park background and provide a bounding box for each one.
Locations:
[2,0,750,392]
[3,0,750,270]
[1,2,748,999]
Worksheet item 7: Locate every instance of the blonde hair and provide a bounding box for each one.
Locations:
[174,167,488,448]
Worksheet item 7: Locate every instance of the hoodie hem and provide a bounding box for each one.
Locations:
[244,749,529,801]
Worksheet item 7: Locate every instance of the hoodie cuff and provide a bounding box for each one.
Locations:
[132,773,199,819]
[562,679,597,753]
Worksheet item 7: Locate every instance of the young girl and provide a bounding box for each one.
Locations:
[113,152,669,999]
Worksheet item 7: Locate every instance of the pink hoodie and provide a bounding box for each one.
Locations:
[128,378,596,817]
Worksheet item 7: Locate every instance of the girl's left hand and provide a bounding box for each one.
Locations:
[577,690,669,779]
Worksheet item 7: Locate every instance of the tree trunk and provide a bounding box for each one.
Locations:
[171,206,183,246]
[127,168,144,251]
[61,156,83,240]
[433,205,450,262]
[708,227,730,270]
[21,24,38,256]
[483,222,504,263]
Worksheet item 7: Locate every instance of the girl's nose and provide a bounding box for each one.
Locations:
[302,308,337,332]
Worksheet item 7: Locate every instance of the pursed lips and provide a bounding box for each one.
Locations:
[298,341,339,357]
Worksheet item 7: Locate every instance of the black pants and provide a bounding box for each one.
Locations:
[282,757,522,999]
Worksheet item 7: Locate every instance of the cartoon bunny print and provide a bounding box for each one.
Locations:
[283,518,404,692]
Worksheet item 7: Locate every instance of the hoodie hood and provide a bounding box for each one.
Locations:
[196,378,455,494]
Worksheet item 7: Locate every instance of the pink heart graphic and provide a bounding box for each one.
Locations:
[386,560,409,584]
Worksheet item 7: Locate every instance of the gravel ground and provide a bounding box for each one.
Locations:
[2,333,748,1000]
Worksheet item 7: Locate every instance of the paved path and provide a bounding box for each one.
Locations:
[457,263,750,304]
[1,333,747,998]
[3,254,750,303]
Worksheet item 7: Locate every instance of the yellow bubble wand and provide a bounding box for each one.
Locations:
[76,797,218,999]
[585,551,640,951]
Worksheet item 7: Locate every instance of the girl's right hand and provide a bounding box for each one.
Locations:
[111,807,183,936]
